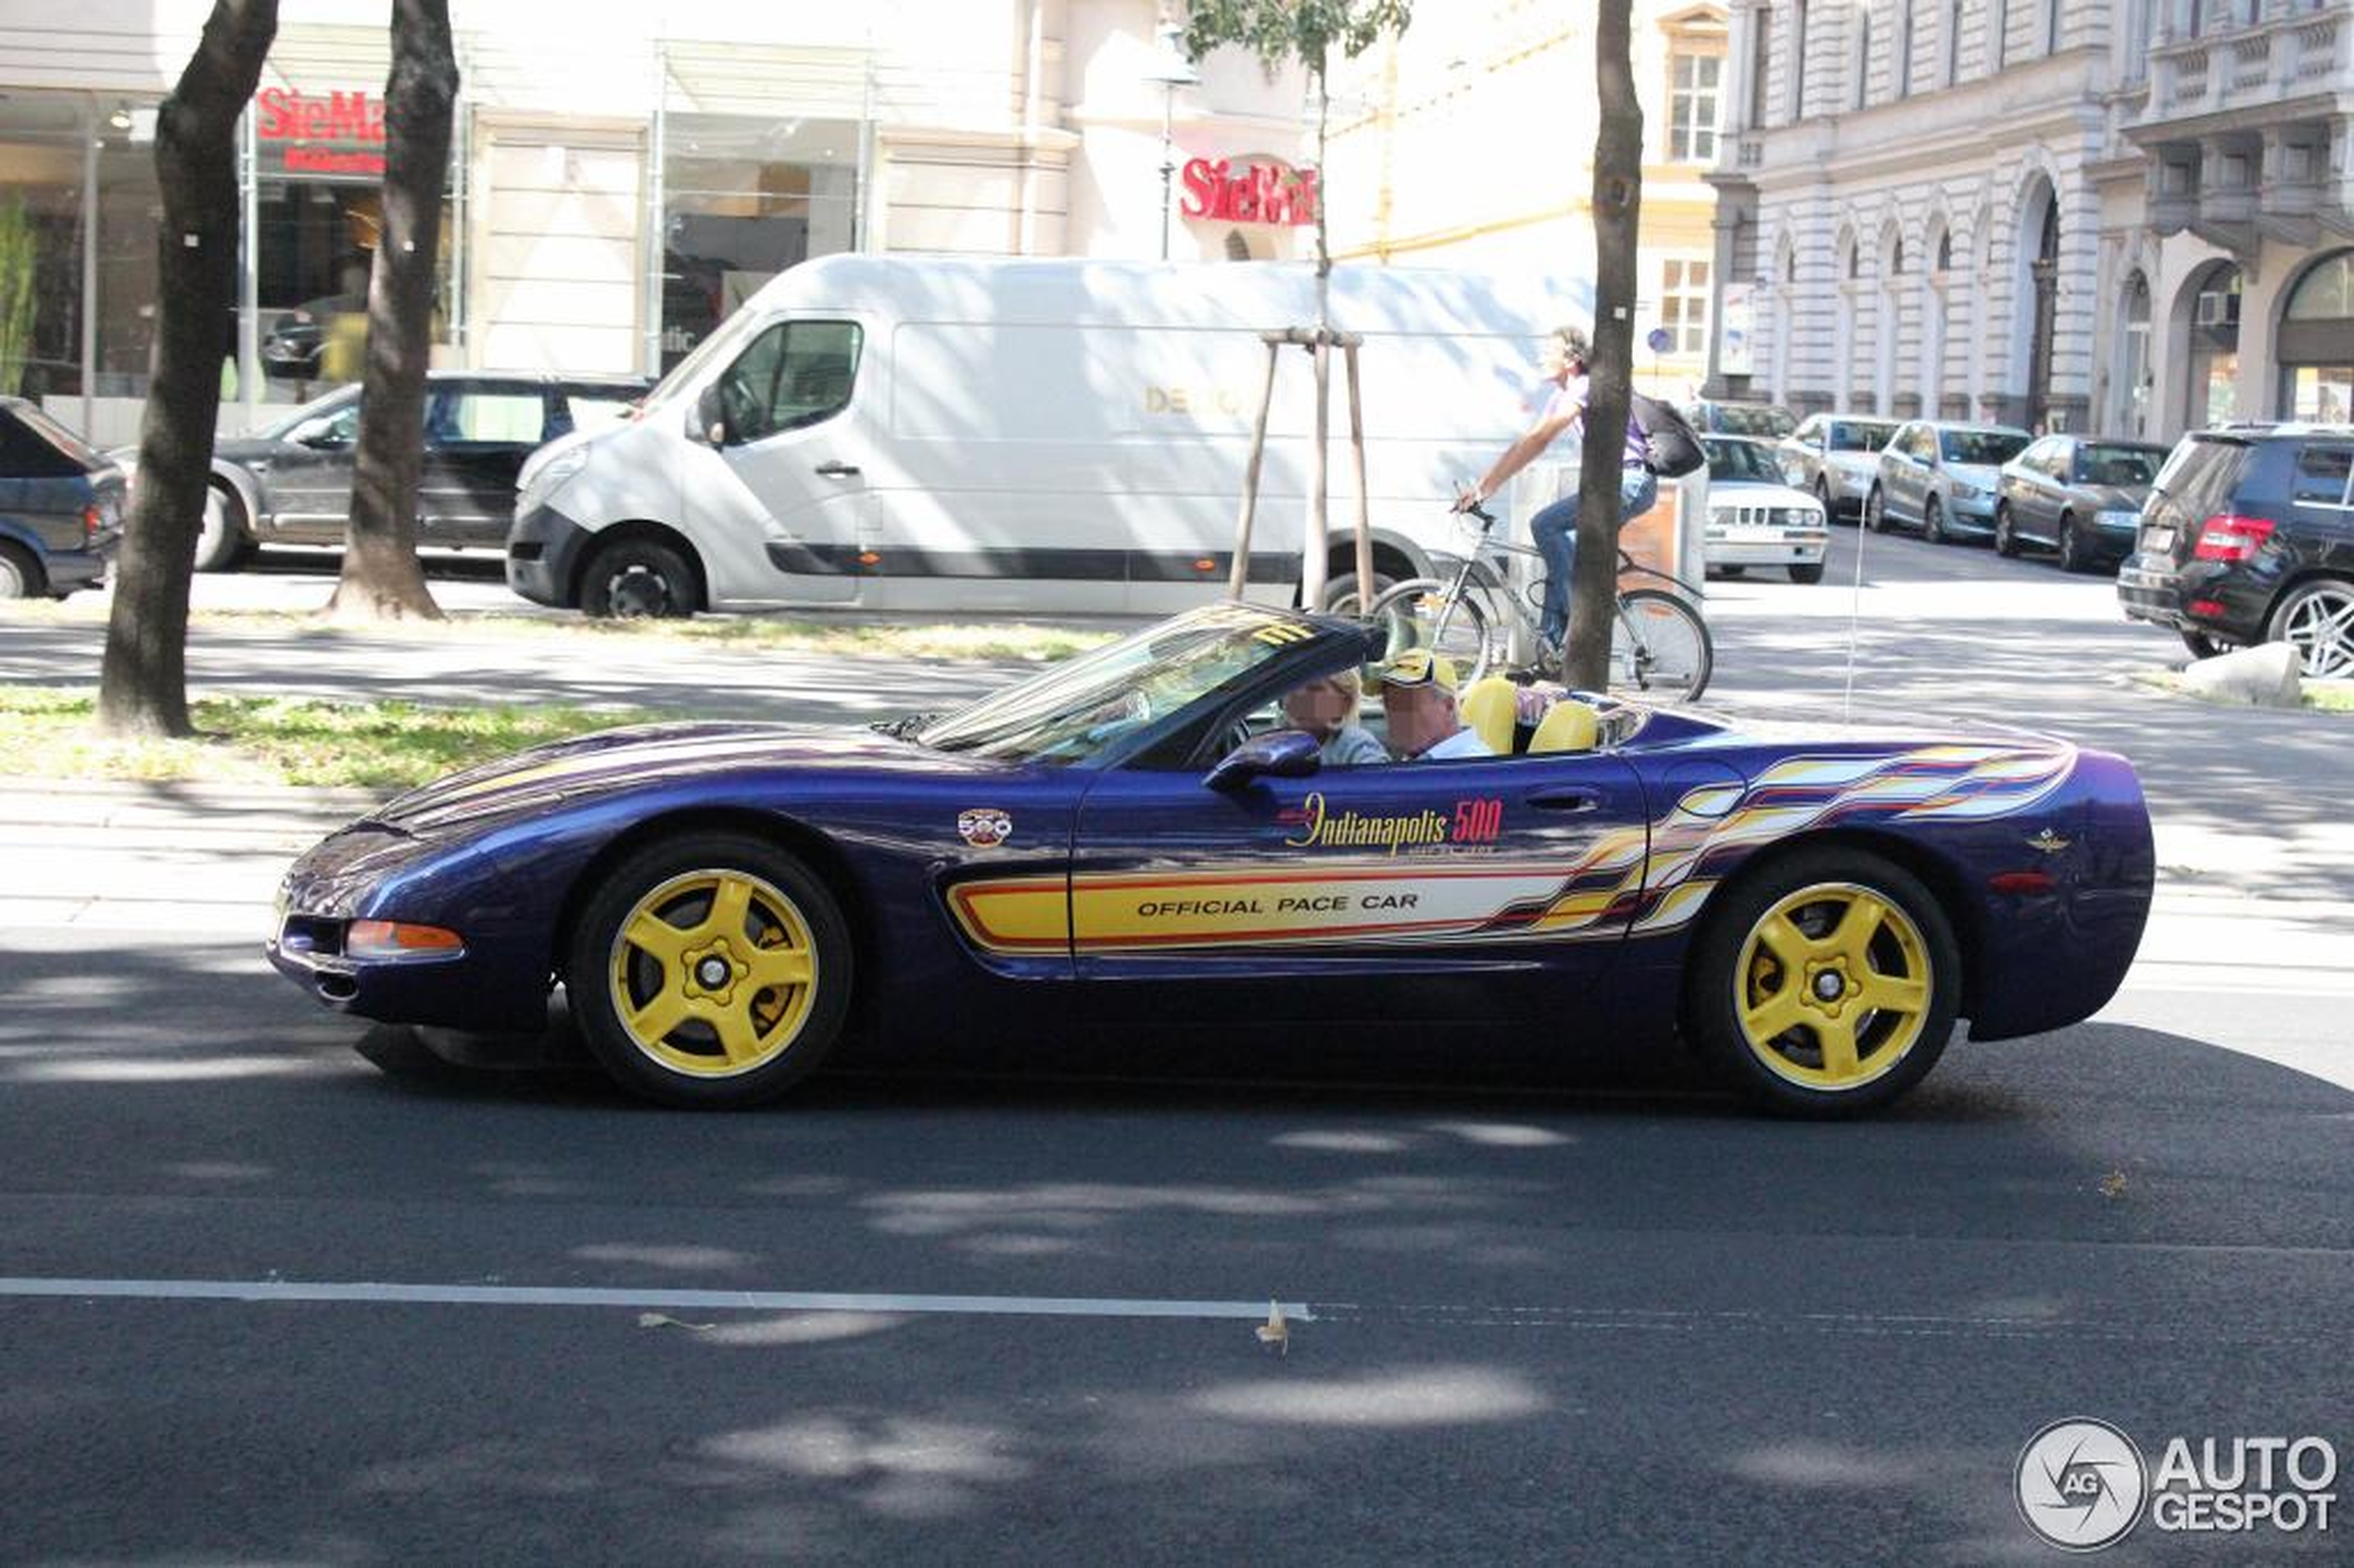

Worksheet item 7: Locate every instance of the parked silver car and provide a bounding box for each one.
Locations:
[1863,420,2033,544]
[1777,413,1898,523]
[1993,435,2170,573]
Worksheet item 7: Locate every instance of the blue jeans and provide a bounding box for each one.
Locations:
[1532,464,1659,647]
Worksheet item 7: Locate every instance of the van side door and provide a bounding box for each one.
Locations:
[686,318,870,605]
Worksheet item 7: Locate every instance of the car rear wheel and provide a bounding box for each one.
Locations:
[194,484,253,573]
[0,541,40,600]
[1686,847,1958,1117]
[568,832,853,1108]
[580,536,700,619]
[1993,502,2020,557]
[2179,629,2226,660]
[1863,487,1888,534]
[1922,496,1949,544]
[2055,513,2088,575]
[2270,578,2354,680]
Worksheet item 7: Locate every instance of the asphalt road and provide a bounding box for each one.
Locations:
[2,531,2349,1564]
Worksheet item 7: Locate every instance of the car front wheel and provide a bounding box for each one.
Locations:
[1923,496,1949,544]
[567,832,854,1108]
[2270,577,2354,680]
[1993,502,2020,557]
[2056,514,2088,575]
[1863,487,1888,534]
[1685,847,1958,1117]
[580,536,700,619]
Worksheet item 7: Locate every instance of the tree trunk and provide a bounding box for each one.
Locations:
[327,0,456,622]
[95,0,277,738]
[1563,1,1643,692]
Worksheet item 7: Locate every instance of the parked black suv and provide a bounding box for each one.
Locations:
[2117,424,2354,678]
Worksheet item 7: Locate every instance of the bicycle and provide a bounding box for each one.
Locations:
[1362,499,1714,702]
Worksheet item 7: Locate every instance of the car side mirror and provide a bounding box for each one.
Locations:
[289,416,342,448]
[1204,727,1321,792]
[692,383,731,447]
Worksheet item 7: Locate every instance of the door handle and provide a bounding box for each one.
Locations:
[1525,786,1604,814]
[814,461,861,478]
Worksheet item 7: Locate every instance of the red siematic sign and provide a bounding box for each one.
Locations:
[255,88,387,177]
[1179,158,1318,227]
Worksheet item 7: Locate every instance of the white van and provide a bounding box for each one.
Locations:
[506,255,1596,617]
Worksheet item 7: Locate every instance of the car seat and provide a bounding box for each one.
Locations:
[1459,677,1519,755]
[1528,701,1601,753]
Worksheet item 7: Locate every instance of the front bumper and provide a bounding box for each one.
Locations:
[506,501,594,608]
[1940,492,1998,535]
[1705,531,1827,568]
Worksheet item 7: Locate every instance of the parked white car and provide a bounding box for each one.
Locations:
[1700,435,1829,583]
[1776,413,1898,524]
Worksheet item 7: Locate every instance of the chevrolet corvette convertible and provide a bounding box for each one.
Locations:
[270,602,2153,1115]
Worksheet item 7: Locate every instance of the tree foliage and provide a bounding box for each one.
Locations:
[1180,0,1411,77]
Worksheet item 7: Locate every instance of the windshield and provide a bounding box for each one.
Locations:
[2074,443,2164,487]
[1704,438,1786,484]
[641,303,775,411]
[918,603,1325,765]
[1829,420,1897,452]
[250,386,359,439]
[1940,429,2031,465]
[1716,405,1795,437]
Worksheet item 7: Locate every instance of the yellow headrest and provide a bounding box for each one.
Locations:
[1529,701,1601,753]
[1459,677,1519,755]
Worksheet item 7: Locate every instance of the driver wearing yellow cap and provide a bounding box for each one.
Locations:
[1371,650,1495,762]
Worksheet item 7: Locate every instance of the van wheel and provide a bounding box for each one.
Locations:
[0,541,41,600]
[1323,570,1395,617]
[581,537,700,619]
[194,484,252,573]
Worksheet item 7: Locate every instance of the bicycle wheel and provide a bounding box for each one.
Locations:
[1609,588,1712,702]
[1366,577,1500,684]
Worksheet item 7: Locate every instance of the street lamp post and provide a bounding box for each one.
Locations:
[1145,22,1199,260]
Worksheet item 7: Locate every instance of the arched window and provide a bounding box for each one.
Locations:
[2279,250,2354,422]
[1937,230,1953,272]
[2187,261,2243,425]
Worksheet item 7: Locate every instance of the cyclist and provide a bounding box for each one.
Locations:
[1452,324,1657,662]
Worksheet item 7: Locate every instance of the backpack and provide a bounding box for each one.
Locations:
[1629,393,1706,479]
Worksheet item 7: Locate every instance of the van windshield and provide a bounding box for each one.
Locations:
[643,304,773,411]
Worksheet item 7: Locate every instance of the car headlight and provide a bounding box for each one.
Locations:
[519,441,589,499]
[1948,479,1982,499]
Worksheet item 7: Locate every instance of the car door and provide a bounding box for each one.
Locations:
[684,317,870,604]
[1879,424,1920,525]
[1057,746,1651,1027]
[258,392,363,542]
[2009,437,2056,540]
[421,382,551,548]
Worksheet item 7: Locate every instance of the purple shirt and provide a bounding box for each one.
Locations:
[1547,374,1648,468]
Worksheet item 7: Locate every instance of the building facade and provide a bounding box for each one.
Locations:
[1706,0,2354,440]
[1318,3,1736,401]
[0,0,1310,443]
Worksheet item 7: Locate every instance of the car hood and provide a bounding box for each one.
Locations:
[367,719,1007,836]
[1707,481,1820,512]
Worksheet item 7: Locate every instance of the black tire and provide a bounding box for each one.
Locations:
[579,536,701,619]
[2055,513,2088,575]
[1993,502,2020,558]
[1816,478,1845,526]
[0,540,41,600]
[1717,565,1747,578]
[1789,561,1825,585]
[2268,577,2354,680]
[1863,486,1889,534]
[2179,628,2225,660]
[567,831,853,1108]
[1685,846,1960,1117]
[1923,495,1948,544]
[1365,575,1500,684]
[1323,569,1395,617]
[193,482,252,573]
[1610,588,1713,703]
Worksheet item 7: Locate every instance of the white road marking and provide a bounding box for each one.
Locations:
[0,1276,1314,1321]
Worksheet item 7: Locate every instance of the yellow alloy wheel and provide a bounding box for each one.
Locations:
[1732,881,1932,1092]
[605,868,819,1078]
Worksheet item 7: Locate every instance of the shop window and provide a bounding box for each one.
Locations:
[717,320,862,442]
[660,113,860,373]
[0,93,90,403]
